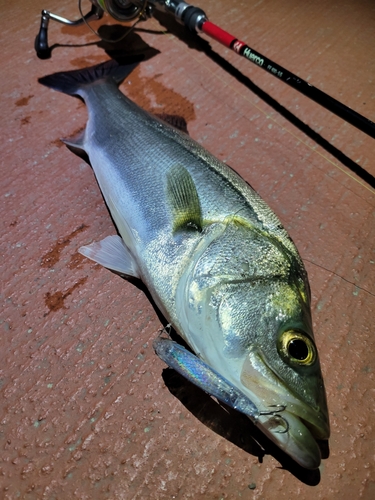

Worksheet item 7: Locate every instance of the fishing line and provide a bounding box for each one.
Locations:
[196,59,375,196]
[148,18,375,197]
[148,20,375,295]
[304,258,375,298]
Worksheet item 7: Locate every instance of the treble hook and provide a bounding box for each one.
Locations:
[259,405,289,433]
[157,323,173,339]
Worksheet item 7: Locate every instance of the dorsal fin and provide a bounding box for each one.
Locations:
[155,114,189,134]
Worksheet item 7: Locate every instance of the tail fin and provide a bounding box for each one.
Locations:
[38,59,140,96]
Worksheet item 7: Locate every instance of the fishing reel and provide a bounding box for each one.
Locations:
[35,0,207,59]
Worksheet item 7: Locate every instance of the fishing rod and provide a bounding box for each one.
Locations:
[35,0,375,140]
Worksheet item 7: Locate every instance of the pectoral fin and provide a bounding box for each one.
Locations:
[79,235,140,278]
[167,165,202,233]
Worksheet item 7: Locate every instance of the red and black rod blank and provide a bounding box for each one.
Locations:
[199,20,375,140]
[177,3,375,140]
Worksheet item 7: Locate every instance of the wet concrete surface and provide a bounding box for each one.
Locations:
[1,0,374,498]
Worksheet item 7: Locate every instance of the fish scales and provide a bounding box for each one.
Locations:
[87,79,296,243]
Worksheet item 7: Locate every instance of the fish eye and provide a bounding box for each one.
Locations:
[278,330,316,366]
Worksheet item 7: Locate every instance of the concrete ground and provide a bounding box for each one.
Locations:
[1,0,374,498]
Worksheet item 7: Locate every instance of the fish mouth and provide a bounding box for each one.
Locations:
[241,349,330,469]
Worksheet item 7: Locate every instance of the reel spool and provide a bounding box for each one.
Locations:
[92,0,144,21]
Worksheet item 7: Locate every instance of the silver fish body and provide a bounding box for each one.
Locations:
[39,61,329,469]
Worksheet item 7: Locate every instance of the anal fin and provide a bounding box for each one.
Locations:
[79,234,140,278]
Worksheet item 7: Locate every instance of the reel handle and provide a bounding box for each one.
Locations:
[35,5,104,59]
[35,11,51,59]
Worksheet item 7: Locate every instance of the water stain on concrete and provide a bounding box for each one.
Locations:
[41,224,88,268]
[50,138,64,148]
[15,95,33,107]
[68,251,87,270]
[44,277,88,313]
[70,55,104,68]
[125,69,196,123]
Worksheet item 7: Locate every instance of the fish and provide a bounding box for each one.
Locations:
[39,60,330,469]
